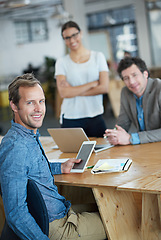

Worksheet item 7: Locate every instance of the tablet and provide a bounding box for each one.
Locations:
[71,141,96,173]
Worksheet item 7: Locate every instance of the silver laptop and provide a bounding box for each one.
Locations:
[47,128,114,153]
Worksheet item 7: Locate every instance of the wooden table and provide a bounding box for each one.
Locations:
[40,136,161,240]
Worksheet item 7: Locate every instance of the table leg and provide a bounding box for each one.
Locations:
[142,193,161,240]
[158,194,161,226]
[92,187,141,240]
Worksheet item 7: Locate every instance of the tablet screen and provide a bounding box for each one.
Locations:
[72,143,95,170]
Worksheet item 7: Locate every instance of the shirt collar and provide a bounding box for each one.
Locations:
[11,120,40,137]
[134,94,143,101]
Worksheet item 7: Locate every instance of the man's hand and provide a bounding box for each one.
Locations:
[61,158,81,173]
[104,125,131,145]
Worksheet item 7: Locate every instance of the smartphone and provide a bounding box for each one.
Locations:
[71,141,96,173]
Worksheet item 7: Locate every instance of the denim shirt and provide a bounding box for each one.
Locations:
[0,121,71,240]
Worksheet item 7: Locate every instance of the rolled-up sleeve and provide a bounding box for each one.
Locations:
[49,162,62,175]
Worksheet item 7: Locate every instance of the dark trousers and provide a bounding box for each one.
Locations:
[61,114,106,138]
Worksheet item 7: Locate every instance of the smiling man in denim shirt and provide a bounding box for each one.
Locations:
[0,73,106,240]
[104,57,161,146]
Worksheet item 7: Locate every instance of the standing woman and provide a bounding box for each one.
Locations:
[55,21,109,137]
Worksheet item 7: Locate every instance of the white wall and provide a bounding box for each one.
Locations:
[0,18,65,78]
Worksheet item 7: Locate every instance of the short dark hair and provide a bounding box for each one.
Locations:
[117,57,150,79]
[8,73,42,106]
[61,21,81,36]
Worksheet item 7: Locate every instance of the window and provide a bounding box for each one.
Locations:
[15,20,48,44]
[147,1,161,66]
[87,6,138,63]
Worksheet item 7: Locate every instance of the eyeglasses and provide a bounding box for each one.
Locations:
[63,31,80,42]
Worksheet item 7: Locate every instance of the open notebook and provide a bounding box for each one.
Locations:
[91,158,132,174]
[47,128,114,153]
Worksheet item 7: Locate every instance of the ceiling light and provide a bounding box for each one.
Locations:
[8,0,30,8]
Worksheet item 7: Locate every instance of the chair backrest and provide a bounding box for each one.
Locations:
[0,179,49,239]
[27,179,49,235]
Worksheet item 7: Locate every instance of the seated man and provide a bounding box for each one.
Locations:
[104,57,161,145]
[0,73,106,240]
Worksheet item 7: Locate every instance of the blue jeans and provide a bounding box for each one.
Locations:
[61,114,106,138]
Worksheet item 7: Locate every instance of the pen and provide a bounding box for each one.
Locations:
[122,159,129,170]
[87,165,95,169]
